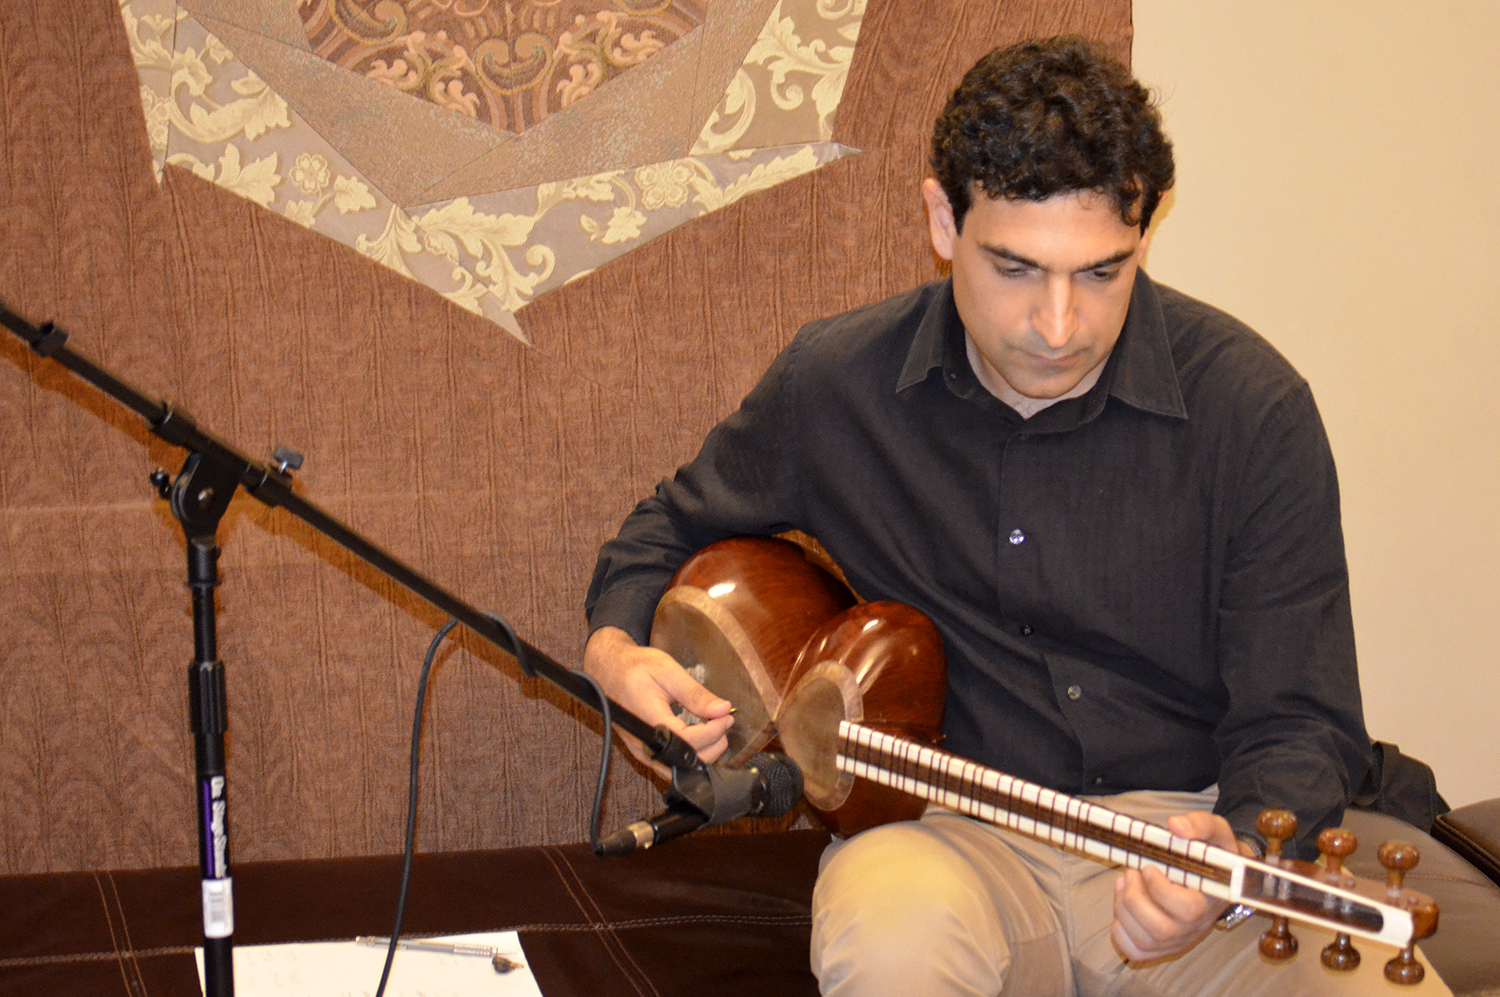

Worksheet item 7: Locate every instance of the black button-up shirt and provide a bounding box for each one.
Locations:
[587,272,1372,856]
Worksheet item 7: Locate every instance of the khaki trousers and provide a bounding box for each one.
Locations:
[810,789,1452,997]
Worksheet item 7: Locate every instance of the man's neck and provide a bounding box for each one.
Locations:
[965,338,1108,419]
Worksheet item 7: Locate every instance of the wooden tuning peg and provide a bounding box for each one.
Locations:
[1378,840,1419,892]
[1378,841,1439,984]
[1317,827,1357,879]
[1257,808,1296,859]
[1385,899,1438,986]
[1255,809,1298,960]
[1259,916,1298,961]
[1315,827,1361,971]
[1321,932,1360,972]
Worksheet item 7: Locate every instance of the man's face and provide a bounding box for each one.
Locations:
[922,180,1149,401]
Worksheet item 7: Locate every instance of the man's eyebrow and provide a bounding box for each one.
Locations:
[980,244,1137,272]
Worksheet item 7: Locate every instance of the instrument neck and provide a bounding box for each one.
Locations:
[836,720,1237,887]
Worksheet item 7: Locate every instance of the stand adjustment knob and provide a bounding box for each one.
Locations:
[149,468,172,498]
[271,446,304,475]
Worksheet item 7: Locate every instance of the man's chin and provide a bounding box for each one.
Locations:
[1011,371,1085,401]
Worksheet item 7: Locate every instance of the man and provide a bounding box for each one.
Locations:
[584,37,1439,995]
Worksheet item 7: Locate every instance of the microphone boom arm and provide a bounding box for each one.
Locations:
[0,299,718,995]
[0,299,697,761]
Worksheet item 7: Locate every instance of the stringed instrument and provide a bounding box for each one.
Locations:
[649,536,1439,984]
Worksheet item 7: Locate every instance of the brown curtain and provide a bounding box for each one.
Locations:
[0,0,1130,875]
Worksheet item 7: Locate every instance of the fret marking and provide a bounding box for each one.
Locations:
[831,721,1402,946]
[838,722,1230,887]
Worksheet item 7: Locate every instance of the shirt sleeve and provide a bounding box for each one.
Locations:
[1211,380,1374,859]
[584,334,807,645]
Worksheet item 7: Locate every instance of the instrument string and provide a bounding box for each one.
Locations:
[838,723,1229,886]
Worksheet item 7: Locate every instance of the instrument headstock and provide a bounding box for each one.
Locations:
[1250,808,1438,984]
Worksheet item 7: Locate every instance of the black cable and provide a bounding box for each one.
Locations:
[481,611,612,852]
[375,618,458,997]
[373,612,614,997]
[575,669,613,852]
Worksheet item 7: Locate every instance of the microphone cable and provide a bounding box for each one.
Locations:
[374,613,614,997]
[574,669,614,855]
[374,617,458,997]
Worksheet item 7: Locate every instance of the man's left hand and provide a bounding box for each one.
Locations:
[1111,811,1255,963]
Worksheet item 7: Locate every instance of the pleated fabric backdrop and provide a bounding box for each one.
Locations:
[0,0,1130,874]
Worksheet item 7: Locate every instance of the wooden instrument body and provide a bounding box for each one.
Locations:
[651,536,945,837]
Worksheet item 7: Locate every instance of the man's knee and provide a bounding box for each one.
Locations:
[810,819,1061,996]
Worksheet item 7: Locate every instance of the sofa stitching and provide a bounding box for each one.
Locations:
[91,871,137,996]
[510,914,813,931]
[540,845,653,997]
[104,871,150,996]
[538,845,602,926]
[0,915,815,968]
[549,847,664,997]
[0,946,196,968]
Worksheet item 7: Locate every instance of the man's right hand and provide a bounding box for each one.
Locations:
[583,626,736,768]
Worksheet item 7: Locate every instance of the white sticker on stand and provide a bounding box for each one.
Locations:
[201,878,234,938]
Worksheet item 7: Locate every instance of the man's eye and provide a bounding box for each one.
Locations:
[1090,268,1121,282]
[997,266,1030,278]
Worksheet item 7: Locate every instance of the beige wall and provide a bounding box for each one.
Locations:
[1133,2,1500,808]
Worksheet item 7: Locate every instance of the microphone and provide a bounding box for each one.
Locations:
[595,752,803,856]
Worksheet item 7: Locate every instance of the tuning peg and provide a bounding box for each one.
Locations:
[1317,827,1357,881]
[1315,827,1362,970]
[1322,931,1361,972]
[1259,916,1298,961]
[1257,808,1296,859]
[1256,809,1299,960]
[1385,899,1438,985]
[1378,840,1419,892]
[1315,828,1365,971]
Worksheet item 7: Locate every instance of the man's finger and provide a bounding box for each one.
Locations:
[654,663,734,720]
[1114,871,1176,954]
[1112,875,1155,959]
[665,712,734,756]
[1112,866,1218,963]
[1136,865,1214,924]
[1164,811,1240,851]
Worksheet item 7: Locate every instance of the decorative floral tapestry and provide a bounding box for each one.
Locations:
[297,0,711,134]
[124,0,866,343]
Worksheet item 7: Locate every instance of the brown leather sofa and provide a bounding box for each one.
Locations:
[3,804,1497,996]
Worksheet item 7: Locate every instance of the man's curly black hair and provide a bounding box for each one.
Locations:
[931,37,1174,233]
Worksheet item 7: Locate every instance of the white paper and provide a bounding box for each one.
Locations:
[195,931,544,997]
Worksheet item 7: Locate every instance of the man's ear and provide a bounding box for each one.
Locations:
[922,178,957,262]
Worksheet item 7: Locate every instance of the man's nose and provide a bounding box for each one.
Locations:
[1033,276,1079,350]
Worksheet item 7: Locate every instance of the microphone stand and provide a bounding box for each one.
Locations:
[0,301,714,997]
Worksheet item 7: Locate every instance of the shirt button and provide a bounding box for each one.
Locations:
[1008,529,1025,545]
[1020,623,1034,637]
[1092,775,1106,786]
[1066,685,1082,700]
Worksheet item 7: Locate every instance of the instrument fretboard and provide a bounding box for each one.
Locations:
[836,720,1236,892]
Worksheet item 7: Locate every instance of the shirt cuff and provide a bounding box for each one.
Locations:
[1234,832,1266,859]
[585,585,661,647]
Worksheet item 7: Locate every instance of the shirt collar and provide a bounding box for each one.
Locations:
[1106,270,1188,419]
[896,272,1188,421]
[896,280,957,394]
